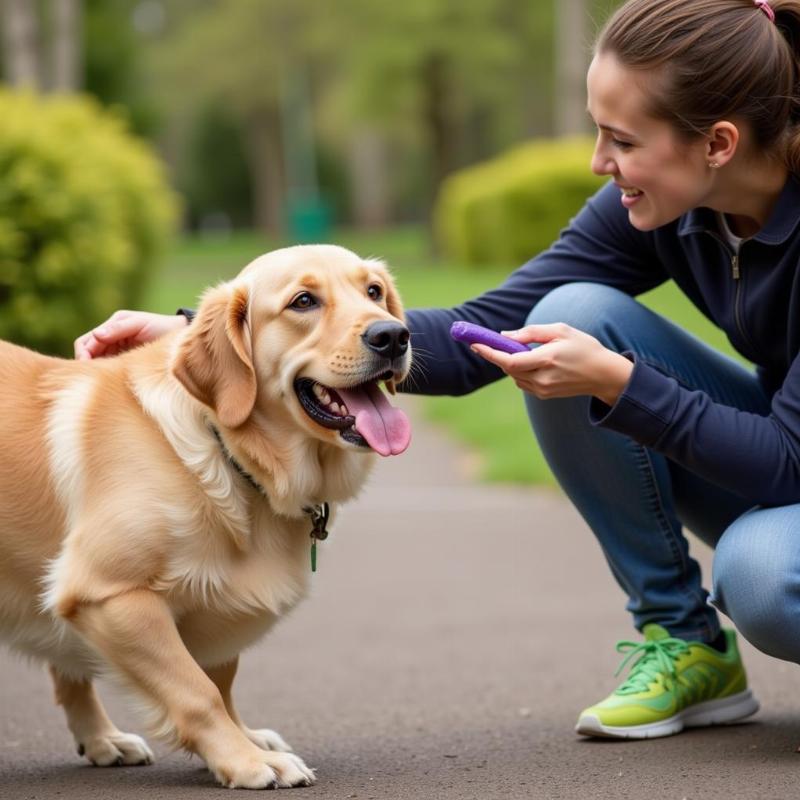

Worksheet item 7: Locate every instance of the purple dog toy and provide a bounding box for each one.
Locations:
[449,321,529,354]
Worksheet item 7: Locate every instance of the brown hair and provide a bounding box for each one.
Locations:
[596,0,800,172]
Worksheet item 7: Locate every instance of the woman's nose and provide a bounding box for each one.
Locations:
[590,144,615,177]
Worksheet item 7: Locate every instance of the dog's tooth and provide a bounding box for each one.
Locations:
[313,383,325,399]
[330,402,341,415]
[341,404,349,416]
[322,391,332,405]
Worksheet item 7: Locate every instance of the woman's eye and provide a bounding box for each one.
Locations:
[612,138,633,151]
[290,292,318,310]
[367,284,383,302]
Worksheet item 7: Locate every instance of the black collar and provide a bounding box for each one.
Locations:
[209,424,266,496]
[209,424,330,539]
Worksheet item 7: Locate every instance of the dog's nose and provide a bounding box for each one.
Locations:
[362,321,410,361]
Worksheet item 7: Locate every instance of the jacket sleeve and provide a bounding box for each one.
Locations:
[401,181,668,396]
[589,354,800,505]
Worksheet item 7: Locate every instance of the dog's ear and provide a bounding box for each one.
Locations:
[172,284,256,429]
[383,276,406,397]
[384,275,405,322]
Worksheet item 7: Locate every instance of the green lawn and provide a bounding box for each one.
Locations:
[147,227,744,485]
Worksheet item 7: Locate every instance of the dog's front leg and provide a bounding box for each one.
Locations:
[68,590,315,789]
[49,665,154,766]
[205,658,293,753]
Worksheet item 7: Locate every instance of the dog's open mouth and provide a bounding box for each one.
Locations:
[294,376,411,456]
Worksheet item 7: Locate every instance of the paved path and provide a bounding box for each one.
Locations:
[1,398,799,799]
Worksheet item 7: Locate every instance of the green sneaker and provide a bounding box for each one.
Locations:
[575,624,759,739]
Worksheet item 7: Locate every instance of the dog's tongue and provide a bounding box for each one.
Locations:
[337,383,411,457]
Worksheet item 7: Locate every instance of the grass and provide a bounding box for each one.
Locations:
[147,227,744,485]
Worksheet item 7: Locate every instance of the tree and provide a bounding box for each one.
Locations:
[554,0,589,136]
[51,0,82,92]
[326,0,551,219]
[2,0,41,87]
[1,0,83,91]
[150,0,330,233]
[143,0,619,231]
[83,0,160,136]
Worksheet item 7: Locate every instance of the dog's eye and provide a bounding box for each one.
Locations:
[290,292,318,311]
[367,284,383,302]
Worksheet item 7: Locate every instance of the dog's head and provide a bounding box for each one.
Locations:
[171,244,412,457]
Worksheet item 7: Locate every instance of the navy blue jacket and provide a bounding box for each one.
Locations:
[402,176,800,506]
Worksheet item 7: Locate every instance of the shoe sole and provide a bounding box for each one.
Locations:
[575,689,759,739]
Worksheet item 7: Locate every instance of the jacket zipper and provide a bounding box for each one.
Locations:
[730,247,749,348]
[705,230,750,348]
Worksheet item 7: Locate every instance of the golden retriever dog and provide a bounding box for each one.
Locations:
[0,245,412,789]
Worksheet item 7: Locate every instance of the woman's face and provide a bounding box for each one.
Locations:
[586,51,712,231]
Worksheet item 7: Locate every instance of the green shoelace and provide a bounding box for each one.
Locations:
[613,636,691,694]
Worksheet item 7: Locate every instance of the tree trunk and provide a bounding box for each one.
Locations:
[421,51,459,226]
[2,0,40,88]
[51,0,82,92]
[347,127,391,228]
[244,107,285,234]
[422,52,457,187]
[554,0,589,136]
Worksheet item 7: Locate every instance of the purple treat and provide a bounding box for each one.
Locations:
[449,321,529,354]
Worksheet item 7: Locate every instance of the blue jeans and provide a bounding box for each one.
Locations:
[525,282,800,663]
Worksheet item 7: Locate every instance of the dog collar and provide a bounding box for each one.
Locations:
[209,424,330,571]
[209,424,266,496]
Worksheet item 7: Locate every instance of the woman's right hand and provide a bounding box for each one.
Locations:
[74,310,188,360]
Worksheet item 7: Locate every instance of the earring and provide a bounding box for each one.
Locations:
[708,161,720,169]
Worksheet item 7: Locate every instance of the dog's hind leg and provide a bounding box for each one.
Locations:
[204,657,293,753]
[49,665,154,766]
[67,589,315,789]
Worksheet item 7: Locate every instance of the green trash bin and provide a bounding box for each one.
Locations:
[287,195,331,243]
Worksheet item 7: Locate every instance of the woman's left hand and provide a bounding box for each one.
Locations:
[470,323,634,406]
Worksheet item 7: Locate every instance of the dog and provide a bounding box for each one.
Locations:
[0,244,412,789]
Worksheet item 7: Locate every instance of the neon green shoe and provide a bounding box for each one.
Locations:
[575,624,759,739]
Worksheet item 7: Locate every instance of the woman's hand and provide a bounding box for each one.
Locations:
[74,311,188,360]
[470,323,634,406]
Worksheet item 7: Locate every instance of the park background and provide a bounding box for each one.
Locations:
[0,0,742,485]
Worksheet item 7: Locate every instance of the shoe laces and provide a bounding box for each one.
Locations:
[613,636,691,694]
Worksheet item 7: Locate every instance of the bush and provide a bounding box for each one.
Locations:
[0,90,179,355]
[433,136,606,267]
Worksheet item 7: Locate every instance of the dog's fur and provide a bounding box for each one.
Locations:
[0,245,411,789]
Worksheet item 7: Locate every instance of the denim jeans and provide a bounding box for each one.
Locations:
[524,282,800,663]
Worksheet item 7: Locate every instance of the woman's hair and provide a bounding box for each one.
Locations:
[596,0,800,172]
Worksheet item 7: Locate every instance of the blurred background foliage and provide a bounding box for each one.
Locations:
[0,89,177,354]
[1,0,736,484]
[84,0,622,235]
[1,0,625,267]
[435,137,606,266]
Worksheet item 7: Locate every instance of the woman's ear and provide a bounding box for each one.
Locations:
[706,120,739,167]
[172,283,256,429]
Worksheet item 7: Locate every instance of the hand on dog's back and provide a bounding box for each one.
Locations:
[74,310,187,360]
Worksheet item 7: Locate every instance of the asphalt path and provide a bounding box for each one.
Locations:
[1,397,799,799]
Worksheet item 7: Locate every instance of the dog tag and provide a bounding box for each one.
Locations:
[304,502,330,573]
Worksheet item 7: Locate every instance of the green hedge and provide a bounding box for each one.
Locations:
[0,90,179,355]
[434,136,606,267]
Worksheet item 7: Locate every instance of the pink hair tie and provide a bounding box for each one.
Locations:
[755,0,776,23]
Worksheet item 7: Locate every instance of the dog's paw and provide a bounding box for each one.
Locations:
[267,752,316,788]
[78,731,154,767]
[214,751,315,789]
[244,726,292,752]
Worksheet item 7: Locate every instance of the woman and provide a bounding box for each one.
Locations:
[75,0,800,740]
